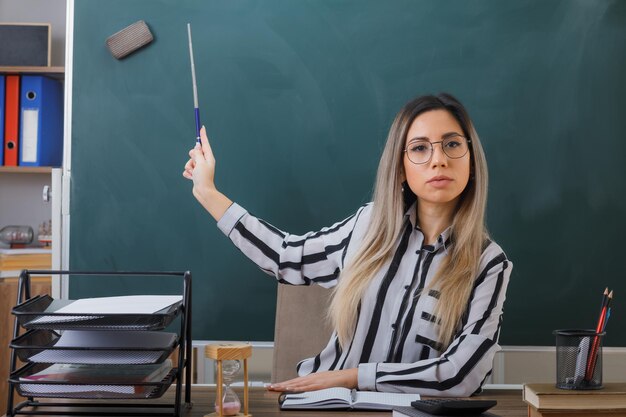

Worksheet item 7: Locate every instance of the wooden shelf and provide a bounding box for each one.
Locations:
[0,66,64,74]
[0,66,64,80]
[0,166,52,174]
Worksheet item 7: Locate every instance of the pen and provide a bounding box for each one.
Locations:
[187,23,201,145]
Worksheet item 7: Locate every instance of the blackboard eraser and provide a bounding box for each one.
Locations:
[106,20,154,59]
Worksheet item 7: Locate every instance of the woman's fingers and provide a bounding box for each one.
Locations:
[182,152,197,180]
[185,157,195,171]
[267,369,358,392]
[189,145,205,164]
[268,375,321,391]
[199,126,215,162]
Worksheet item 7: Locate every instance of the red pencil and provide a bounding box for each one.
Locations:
[585,289,612,381]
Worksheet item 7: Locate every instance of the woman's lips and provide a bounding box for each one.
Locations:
[427,176,453,188]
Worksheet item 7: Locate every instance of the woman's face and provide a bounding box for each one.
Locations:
[403,109,471,209]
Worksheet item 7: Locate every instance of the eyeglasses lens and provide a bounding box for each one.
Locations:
[405,136,468,164]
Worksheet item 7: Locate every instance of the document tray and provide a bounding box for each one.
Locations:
[10,362,176,400]
[12,294,182,331]
[10,329,178,365]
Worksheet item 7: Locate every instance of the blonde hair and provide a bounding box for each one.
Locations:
[329,93,489,350]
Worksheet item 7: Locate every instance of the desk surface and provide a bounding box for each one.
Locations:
[4,386,526,417]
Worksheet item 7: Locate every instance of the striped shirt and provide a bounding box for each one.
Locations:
[217,201,512,396]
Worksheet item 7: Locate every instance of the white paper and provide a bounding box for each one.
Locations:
[53,295,182,314]
[30,350,164,365]
[27,295,182,325]
[282,387,352,407]
[21,108,39,163]
[354,390,420,407]
[282,388,420,410]
[29,315,100,325]
[53,330,176,348]
[28,330,176,364]
[20,383,135,395]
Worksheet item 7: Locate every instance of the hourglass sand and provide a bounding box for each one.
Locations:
[217,360,241,415]
[205,343,252,417]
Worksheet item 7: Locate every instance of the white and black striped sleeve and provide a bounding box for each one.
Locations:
[216,202,368,287]
[359,246,512,396]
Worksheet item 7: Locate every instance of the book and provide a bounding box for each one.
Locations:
[392,407,500,417]
[279,387,420,410]
[524,383,626,411]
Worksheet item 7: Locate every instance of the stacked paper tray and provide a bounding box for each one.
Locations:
[12,294,183,331]
[11,329,178,364]
[10,362,176,400]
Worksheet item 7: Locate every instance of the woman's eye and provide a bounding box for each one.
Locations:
[445,140,461,148]
[410,143,429,152]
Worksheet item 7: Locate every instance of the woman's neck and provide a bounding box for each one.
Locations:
[417,199,457,245]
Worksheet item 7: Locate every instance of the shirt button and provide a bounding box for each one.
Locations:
[404,285,410,290]
[391,323,397,329]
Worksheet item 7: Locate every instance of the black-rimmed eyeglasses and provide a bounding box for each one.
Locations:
[403,135,471,165]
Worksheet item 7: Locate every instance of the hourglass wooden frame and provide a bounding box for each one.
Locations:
[205,343,252,417]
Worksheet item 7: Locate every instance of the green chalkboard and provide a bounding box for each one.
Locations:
[70,0,626,346]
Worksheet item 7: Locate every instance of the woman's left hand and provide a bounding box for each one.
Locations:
[267,369,358,392]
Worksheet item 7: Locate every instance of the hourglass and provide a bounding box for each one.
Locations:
[205,343,252,417]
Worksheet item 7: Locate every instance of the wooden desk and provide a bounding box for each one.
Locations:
[4,386,526,417]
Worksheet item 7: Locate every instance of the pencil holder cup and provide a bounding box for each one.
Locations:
[554,329,604,390]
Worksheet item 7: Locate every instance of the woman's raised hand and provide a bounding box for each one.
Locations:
[183,126,215,187]
[183,126,232,221]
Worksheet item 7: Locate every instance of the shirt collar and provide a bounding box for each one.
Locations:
[404,201,418,229]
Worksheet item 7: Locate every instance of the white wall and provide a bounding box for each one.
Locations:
[0,0,66,66]
[0,173,52,246]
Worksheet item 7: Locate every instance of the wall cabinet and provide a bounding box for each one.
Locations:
[0,66,64,273]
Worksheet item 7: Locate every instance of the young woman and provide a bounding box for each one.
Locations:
[183,93,512,396]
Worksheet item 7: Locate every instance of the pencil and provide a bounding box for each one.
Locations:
[585,289,612,381]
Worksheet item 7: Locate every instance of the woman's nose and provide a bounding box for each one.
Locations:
[430,143,448,166]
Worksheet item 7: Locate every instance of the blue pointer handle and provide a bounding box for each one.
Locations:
[194,108,201,144]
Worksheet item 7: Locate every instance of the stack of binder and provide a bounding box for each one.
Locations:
[0,74,63,167]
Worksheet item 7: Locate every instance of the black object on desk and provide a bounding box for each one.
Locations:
[394,406,499,417]
[411,399,497,415]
